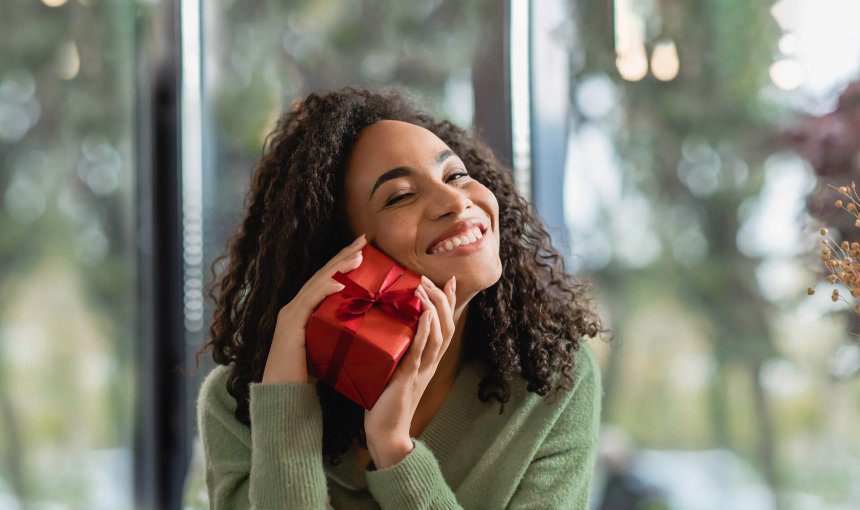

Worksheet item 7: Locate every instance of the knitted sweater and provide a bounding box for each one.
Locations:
[197,342,602,509]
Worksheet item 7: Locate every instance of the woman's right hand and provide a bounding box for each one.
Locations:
[262,234,367,384]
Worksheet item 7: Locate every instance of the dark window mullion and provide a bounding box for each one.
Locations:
[135,0,188,508]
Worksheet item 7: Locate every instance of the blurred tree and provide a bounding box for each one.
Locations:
[0,0,142,505]
[202,0,496,243]
[569,0,784,498]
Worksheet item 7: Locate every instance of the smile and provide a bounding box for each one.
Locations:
[428,226,486,255]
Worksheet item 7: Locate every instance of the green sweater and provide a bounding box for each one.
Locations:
[197,342,602,509]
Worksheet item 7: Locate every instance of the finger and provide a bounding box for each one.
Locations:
[325,250,363,291]
[415,283,433,314]
[444,275,456,311]
[420,276,455,338]
[397,310,431,378]
[295,277,344,314]
[344,233,367,252]
[439,277,456,355]
[319,234,366,274]
[324,278,347,295]
[415,285,444,369]
[314,245,364,289]
[420,277,455,363]
[333,249,363,274]
[422,311,444,370]
[300,251,363,311]
[420,275,450,312]
[283,235,367,328]
[330,234,367,267]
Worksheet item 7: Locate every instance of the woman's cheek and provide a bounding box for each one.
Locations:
[377,221,418,262]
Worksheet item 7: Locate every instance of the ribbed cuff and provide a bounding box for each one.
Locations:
[248,382,327,508]
[366,439,458,509]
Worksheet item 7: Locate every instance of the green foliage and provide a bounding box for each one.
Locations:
[0,0,148,505]
[568,0,860,504]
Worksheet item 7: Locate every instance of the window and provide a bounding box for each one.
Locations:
[0,0,146,507]
[183,2,508,507]
[529,0,860,507]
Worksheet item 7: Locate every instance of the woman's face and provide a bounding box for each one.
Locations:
[344,120,503,296]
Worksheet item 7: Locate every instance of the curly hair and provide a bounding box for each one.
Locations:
[198,86,604,465]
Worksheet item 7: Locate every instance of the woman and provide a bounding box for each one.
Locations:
[197,86,605,509]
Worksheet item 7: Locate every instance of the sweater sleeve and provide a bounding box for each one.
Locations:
[197,366,331,510]
[507,344,603,510]
[365,439,463,509]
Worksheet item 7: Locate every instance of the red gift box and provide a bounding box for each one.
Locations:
[305,244,422,409]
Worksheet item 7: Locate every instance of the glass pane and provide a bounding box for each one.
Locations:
[0,0,146,508]
[185,1,501,506]
[200,0,498,243]
[546,0,860,508]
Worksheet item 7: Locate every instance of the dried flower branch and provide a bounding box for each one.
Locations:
[809,181,860,315]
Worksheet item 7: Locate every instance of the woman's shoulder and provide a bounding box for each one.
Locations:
[197,363,237,417]
[505,341,602,421]
[553,341,602,440]
[561,341,602,410]
[570,341,601,392]
[518,340,600,395]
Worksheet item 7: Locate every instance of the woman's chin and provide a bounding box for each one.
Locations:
[440,265,502,294]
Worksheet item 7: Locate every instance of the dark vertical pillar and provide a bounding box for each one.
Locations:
[135,0,189,508]
[473,0,513,168]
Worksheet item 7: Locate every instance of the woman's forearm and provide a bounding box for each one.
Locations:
[246,381,330,509]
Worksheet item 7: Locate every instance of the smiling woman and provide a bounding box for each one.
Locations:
[195,87,605,509]
[345,120,503,300]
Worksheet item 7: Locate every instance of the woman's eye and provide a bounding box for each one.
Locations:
[383,172,468,207]
[385,193,413,206]
[447,171,469,182]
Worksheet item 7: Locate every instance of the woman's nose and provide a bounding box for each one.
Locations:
[427,183,473,218]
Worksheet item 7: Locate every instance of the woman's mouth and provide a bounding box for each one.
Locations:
[427,226,486,256]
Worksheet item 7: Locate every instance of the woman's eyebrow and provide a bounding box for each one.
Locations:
[368,149,456,201]
[435,148,454,164]
[369,166,413,201]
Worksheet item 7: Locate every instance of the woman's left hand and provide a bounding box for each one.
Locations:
[364,274,456,469]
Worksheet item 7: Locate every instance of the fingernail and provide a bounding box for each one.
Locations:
[452,275,456,291]
[353,233,366,245]
[421,275,430,285]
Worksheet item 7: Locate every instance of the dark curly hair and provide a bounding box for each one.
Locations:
[198,86,604,465]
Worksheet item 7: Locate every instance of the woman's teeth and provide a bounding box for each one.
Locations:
[431,227,484,254]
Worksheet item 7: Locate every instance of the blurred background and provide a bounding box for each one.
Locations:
[1,0,859,509]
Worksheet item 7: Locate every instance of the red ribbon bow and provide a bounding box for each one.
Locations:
[331,266,422,327]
